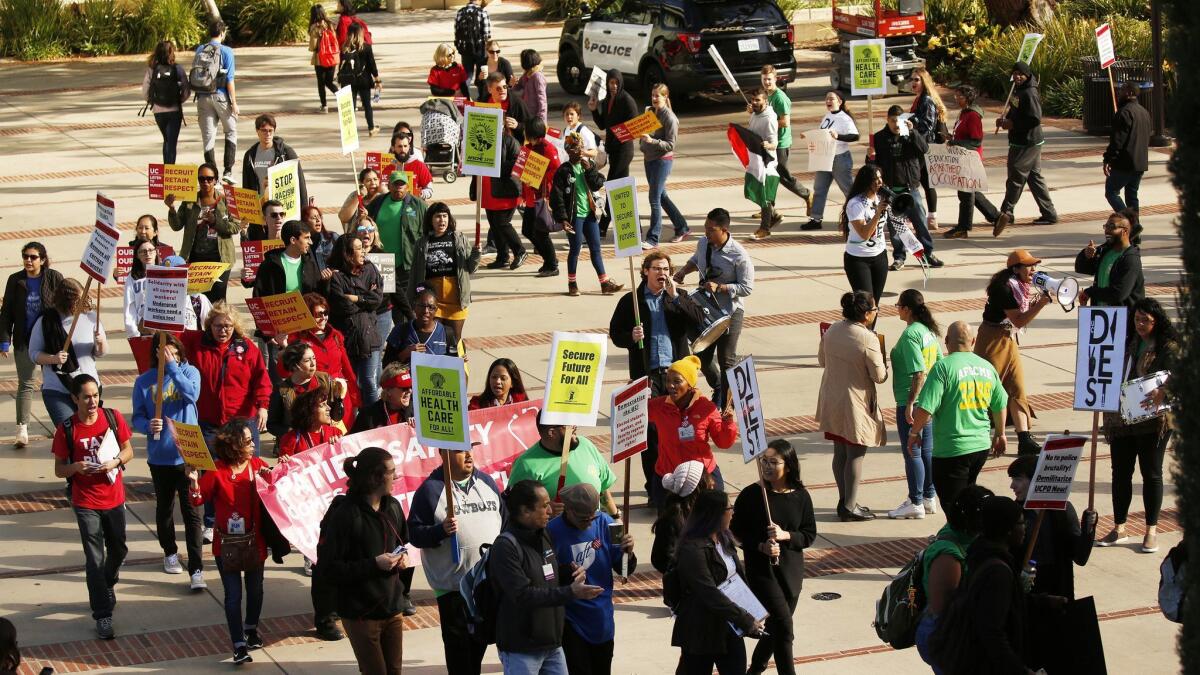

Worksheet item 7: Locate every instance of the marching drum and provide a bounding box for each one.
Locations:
[689,288,732,353]
[1120,370,1170,424]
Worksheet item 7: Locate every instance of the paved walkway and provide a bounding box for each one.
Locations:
[0,2,1183,673]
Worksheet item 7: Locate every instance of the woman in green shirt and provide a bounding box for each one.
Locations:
[888,289,942,520]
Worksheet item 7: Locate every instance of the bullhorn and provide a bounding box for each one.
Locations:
[1032,271,1080,312]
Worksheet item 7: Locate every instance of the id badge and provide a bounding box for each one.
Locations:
[542,563,556,581]
[227,513,245,535]
[679,421,695,441]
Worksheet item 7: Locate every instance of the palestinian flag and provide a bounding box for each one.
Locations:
[727,123,779,207]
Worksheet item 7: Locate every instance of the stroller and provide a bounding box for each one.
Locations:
[420,97,462,183]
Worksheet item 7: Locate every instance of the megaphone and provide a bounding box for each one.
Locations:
[1032,271,1080,312]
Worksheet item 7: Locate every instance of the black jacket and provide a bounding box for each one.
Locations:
[911,93,940,143]
[871,126,928,189]
[1074,243,1144,311]
[476,90,529,143]
[489,524,574,652]
[958,539,1027,675]
[671,536,757,655]
[468,134,522,202]
[327,264,384,358]
[315,493,411,620]
[241,136,308,206]
[1104,99,1151,172]
[252,248,322,298]
[609,281,703,379]
[0,267,63,351]
[591,68,639,152]
[730,484,817,598]
[1021,502,1093,601]
[350,399,413,433]
[1004,71,1044,147]
[549,159,605,223]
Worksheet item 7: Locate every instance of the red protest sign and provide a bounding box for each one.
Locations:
[257,398,541,561]
[611,377,650,463]
[147,163,199,201]
[366,151,398,181]
[115,244,176,284]
[511,146,551,188]
[240,239,283,285]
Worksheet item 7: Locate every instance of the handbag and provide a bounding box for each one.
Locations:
[531,180,562,233]
[933,118,950,144]
[218,472,263,573]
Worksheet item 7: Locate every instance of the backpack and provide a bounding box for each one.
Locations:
[338,49,368,88]
[148,63,183,107]
[63,408,120,461]
[189,43,224,95]
[454,5,485,57]
[661,563,682,611]
[1160,541,1188,623]
[873,547,929,649]
[459,532,515,644]
[317,28,339,68]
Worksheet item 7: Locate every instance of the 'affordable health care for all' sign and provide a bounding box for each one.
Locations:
[411,352,471,451]
[849,39,887,96]
[542,331,607,427]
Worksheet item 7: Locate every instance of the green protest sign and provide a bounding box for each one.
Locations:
[605,177,641,258]
[850,39,887,96]
[412,352,470,450]
[460,105,503,178]
[1018,33,1044,64]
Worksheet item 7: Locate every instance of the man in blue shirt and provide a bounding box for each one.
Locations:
[194,20,240,182]
[547,483,635,675]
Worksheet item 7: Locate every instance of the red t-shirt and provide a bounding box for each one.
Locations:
[52,410,133,511]
[192,457,270,560]
[277,425,343,457]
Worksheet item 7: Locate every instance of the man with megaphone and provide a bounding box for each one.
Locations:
[1073,209,1146,313]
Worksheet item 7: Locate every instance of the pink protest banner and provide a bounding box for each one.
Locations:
[257,399,542,561]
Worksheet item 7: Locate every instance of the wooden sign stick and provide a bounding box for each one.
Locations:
[62,277,94,353]
[555,426,574,501]
[152,332,168,440]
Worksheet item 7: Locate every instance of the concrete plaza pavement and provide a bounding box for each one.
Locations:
[0,2,1184,673]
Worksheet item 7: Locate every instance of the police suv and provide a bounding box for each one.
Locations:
[556,0,798,98]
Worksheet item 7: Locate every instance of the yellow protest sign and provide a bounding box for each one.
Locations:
[245,291,317,336]
[850,39,887,96]
[268,159,301,220]
[542,331,607,427]
[513,147,551,187]
[336,85,359,155]
[225,187,264,225]
[187,262,230,294]
[148,163,199,200]
[613,110,662,143]
[173,421,216,471]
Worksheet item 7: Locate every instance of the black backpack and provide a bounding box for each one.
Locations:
[148,63,183,107]
[338,49,368,88]
[63,408,120,459]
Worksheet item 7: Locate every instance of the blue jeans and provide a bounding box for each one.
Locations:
[43,388,76,429]
[897,407,935,505]
[154,110,183,164]
[915,612,943,674]
[888,187,935,263]
[215,558,264,649]
[499,647,568,675]
[810,151,854,221]
[74,506,128,620]
[200,422,261,528]
[1105,169,1143,212]
[644,158,688,244]
[568,215,605,278]
[354,351,382,407]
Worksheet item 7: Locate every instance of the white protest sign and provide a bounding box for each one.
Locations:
[542,331,607,427]
[366,252,396,293]
[849,39,888,97]
[95,192,115,229]
[1096,23,1116,69]
[585,66,608,101]
[610,377,651,463]
[708,45,740,93]
[411,352,471,451]
[460,105,504,179]
[1073,306,1128,412]
[80,221,121,283]
[727,356,767,463]
[142,265,190,332]
[806,130,836,172]
[897,223,924,257]
[1024,434,1087,509]
[605,176,642,258]
[926,143,989,192]
[336,85,359,155]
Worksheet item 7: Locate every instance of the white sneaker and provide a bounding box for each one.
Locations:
[924,499,938,515]
[14,423,28,448]
[190,570,207,590]
[203,527,213,544]
[888,499,926,519]
[163,554,184,574]
[303,557,313,577]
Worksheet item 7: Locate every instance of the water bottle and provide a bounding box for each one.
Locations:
[373,88,381,104]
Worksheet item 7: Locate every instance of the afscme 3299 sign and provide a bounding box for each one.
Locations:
[584,37,633,57]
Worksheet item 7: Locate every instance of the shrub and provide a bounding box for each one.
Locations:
[127,0,206,53]
[66,0,131,56]
[354,0,383,10]
[1042,75,1084,117]
[920,0,998,72]
[1058,0,1149,21]
[0,0,69,60]
[234,0,308,45]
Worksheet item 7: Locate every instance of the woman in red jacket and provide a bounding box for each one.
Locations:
[943,84,1001,239]
[188,419,272,665]
[289,293,360,428]
[277,389,343,459]
[468,357,529,410]
[648,355,737,497]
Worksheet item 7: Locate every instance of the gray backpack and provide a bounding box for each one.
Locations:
[189,43,224,94]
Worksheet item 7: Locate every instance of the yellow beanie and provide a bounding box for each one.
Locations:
[668,355,702,388]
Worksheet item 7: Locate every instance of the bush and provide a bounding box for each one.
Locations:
[129,0,206,53]
[0,0,70,60]
[354,0,383,10]
[65,0,129,56]
[231,0,308,45]
[920,0,999,72]
[1042,75,1084,117]
[535,0,589,20]
[1058,0,1149,21]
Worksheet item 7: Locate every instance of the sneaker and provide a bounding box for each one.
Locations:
[233,646,253,665]
[203,527,213,544]
[190,570,207,590]
[1141,532,1159,553]
[482,244,497,256]
[164,554,184,575]
[485,258,509,270]
[600,279,624,295]
[320,105,329,113]
[96,617,115,640]
[890,259,906,271]
[303,557,313,577]
[925,254,945,268]
[510,252,529,270]
[316,623,345,641]
[888,499,926,520]
[750,210,761,219]
[536,267,560,278]
[401,594,417,617]
[221,172,236,186]
[992,213,1011,237]
[567,282,580,297]
[800,218,823,231]
[669,232,690,243]
[923,499,937,515]
[641,241,657,250]
[802,191,814,214]
[943,227,969,239]
[368,126,380,137]
[770,213,783,228]
[1032,215,1058,225]
[1097,529,1129,547]
[748,227,771,241]
[14,423,27,448]
[245,629,264,650]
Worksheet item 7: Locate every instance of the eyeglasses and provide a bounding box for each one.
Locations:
[199,175,217,183]
[867,306,879,313]
[213,323,235,332]
[416,303,438,311]
[758,458,784,467]
[21,254,40,261]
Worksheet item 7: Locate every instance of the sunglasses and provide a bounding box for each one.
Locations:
[489,49,501,54]
[313,310,329,318]
[268,212,287,218]
[357,225,377,233]
[22,254,40,261]
[199,175,217,183]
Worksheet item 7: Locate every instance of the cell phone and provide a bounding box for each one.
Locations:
[392,545,407,556]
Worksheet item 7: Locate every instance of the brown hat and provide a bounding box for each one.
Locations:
[559,483,600,515]
[1006,249,1041,268]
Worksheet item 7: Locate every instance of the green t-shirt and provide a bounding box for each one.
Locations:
[280,253,302,293]
[915,351,1009,458]
[1096,248,1122,289]
[891,322,941,405]
[767,88,792,149]
[920,524,974,601]
[508,436,616,500]
[376,197,407,258]
[572,163,590,218]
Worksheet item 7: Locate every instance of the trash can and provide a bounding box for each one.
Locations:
[1081,56,1154,135]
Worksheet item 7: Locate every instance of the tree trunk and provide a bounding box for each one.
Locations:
[202,0,221,23]
[1163,0,1200,670]
[983,0,1056,26]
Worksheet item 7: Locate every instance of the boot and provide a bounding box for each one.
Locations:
[600,279,624,294]
[567,281,580,297]
[1017,431,1042,456]
[222,140,237,183]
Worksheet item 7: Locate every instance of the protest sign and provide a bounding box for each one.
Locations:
[708,44,741,93]
[336,85,359,155]
[728,356,768,463]
[1073,307,1127,412]
[114,247,134,284]
[1018,32,1044,64]
[926,143,989,191]
[268,159,301,220]
[245,291,317,336]
[171,421,217,471]
[1024,435,1087,509]
[240,239,284,285]
[606,177,642,258]
[187,262,229,293]
[610,377,650,463]
[80,222,121,283]
[850,39,887,96]
[142,266,189,332]
[147,163,199,201]
[542,332,607,427]
[1095,23,1116,69]
[365,151,411,184]
[366,252,396,293]
[460,105,504,178]
[611,110,663,144]
[412,352,471,451]
[512,146,552,187]
[806,129,836,172]
[95,193,115,229]
[224,186,264,225]
[585,66,607,101]
[546,126,568,164]
[258,399,541,561]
